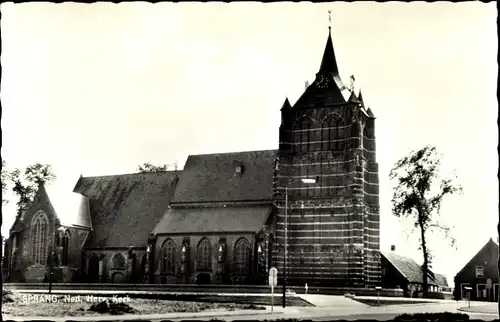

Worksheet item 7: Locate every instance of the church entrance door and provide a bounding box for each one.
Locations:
[196,273,211,285]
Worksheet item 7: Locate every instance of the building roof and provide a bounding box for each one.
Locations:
[348,91,361,104]
[152,205,272,235]
[382,251,438,286]
[318,28,340,75]
[44,184,92,229]
[358,90,365,108]
[280,98,292,110]
[171,149,278,204]
[292,29,349,109]
[433,273,449,287]
[455,237,499,278]
[73,171,179,248]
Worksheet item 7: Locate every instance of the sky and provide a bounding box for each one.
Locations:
[1,2,498,286]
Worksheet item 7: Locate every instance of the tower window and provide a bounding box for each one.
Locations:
[293,116,313,154]
[321,114,345,152]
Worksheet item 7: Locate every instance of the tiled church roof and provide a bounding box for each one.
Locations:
[171,150,278,203]
[73,172,179,248]
[153,205,272,235]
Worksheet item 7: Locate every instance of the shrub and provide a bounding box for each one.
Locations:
[2,289,15,303]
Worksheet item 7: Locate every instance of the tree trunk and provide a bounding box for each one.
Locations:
[419,221,429,298]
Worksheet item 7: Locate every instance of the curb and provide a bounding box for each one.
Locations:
[457,307,499,315]
[2,309,284,322]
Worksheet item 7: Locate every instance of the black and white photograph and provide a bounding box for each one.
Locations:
[1,2,498,322]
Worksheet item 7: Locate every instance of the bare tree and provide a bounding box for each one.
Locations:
[390,145,462,298]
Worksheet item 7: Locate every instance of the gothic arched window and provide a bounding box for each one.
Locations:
[196,238,211,270]
[111,253,126,270]
[322,115,344,151]
[161,239,176,273]
[31,211,49,266]
[62,230,70,265]
[293,116,314,154]
[233,238,251,275]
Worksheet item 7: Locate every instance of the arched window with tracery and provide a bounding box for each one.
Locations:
[293,116,313,154]
[161,239,176,273]
[322,115,344,151]
[31,211,49,266]
[196,238,211,270]
[111,253,126,270]
[62,230,70,265]
[233,238,251,275]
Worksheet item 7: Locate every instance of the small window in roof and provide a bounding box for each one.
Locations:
[235,165,242,173]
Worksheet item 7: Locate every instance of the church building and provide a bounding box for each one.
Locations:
[3,27,381,288]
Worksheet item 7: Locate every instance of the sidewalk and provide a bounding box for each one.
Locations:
[299,294,369,308]
[2,307,287,322]
[10,289,293,297]
[458,302,499,315]
[352,295,456,304]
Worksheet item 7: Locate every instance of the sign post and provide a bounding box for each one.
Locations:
[269,267,278,312]
[487,279,493,300]
[375,286,382,306]
[464,286,472,308]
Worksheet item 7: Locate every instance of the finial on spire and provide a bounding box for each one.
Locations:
[349,75,356,92]
[328,10,332,32]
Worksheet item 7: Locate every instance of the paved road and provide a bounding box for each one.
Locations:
[160,302,499,322]
[4,292,498,321]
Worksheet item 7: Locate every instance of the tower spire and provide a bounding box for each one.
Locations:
[318,10,340,76]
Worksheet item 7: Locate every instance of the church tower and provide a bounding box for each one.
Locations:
[274,27,380,287]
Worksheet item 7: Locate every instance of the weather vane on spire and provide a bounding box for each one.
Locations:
[328,10,332,30]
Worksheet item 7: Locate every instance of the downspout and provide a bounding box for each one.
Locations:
[80,229,92,280]
[147,234,157,284]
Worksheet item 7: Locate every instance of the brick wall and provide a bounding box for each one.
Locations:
[276,100,380,287]
[6,185,88,283]
[154,233,257,284]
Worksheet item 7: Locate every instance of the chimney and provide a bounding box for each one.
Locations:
[390,245,396,252]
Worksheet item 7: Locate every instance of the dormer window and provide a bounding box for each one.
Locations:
[233,160,244,174]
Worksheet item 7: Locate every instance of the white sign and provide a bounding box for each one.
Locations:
[269,267,278,287]
[268,275,277,287]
